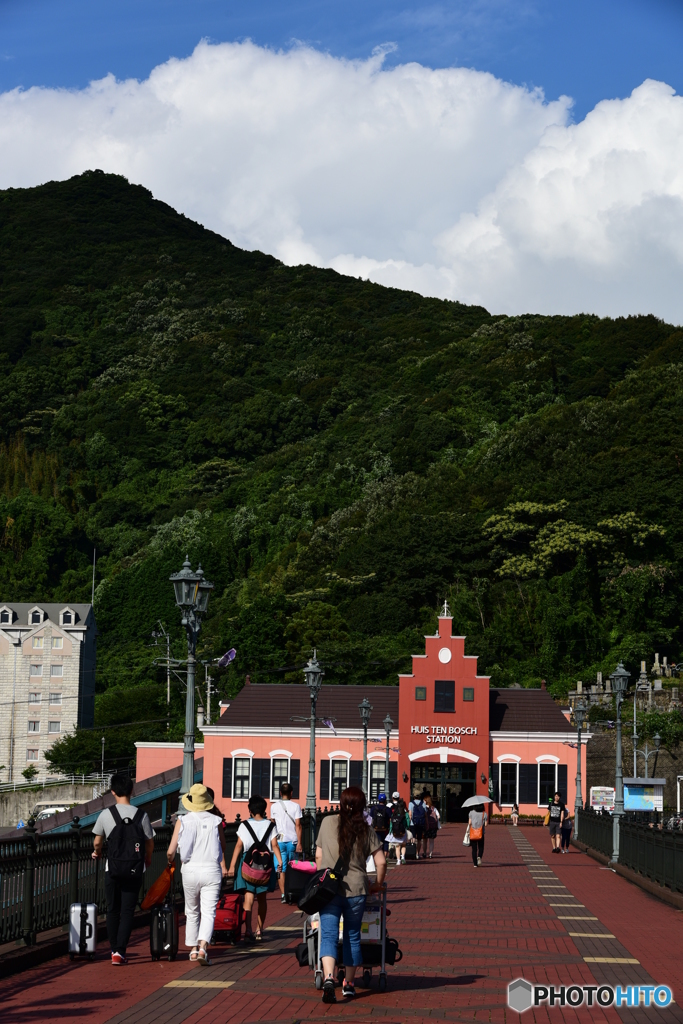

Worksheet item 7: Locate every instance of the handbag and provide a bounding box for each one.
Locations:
[298,857,345,915]
[462,823,471,847]
[543,811,550,826]
[469,823,483,841]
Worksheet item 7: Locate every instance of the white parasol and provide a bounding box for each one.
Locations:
[461,795,493,807]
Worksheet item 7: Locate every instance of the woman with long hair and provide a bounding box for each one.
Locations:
[423,792,441,858]
[316,786,386,1003]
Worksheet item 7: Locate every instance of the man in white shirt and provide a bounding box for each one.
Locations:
[270,783,303,904]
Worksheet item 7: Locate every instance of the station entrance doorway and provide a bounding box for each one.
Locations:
[410,762,476,822]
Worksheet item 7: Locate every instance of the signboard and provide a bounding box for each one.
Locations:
[590,786,615,811]
[410,725,478,746]
[623,777,665,812]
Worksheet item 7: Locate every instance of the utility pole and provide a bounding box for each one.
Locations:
[92,548,96,606]
[101,735,105,783]
[150,622,172,731]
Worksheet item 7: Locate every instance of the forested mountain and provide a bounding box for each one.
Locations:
[1,170,681,773]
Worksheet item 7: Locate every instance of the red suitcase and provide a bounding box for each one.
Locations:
[214,892,243,944]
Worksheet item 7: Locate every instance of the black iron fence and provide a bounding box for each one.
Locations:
[577,807,613,858]
[577,807,683,896]
[301,807,338,857]
[619,819,683,895]
[1,815,243,947]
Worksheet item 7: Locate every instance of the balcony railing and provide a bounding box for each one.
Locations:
[577,808,683,896]
[576,807,613,858]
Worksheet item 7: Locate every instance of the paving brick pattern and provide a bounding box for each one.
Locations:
[1,826,680,1023]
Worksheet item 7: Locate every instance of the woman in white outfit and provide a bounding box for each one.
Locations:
[167,783,228,965]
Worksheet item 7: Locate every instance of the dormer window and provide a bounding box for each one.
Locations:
[59,607,75,626]
[29,607,44,625]
[0,608,11,624]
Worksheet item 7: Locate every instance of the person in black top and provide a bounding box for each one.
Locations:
[368,793,391,851]
[548,791,566,853]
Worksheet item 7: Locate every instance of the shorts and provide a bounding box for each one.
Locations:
[412,825,425,841]
[548,822,562,837]
[278,841,297,873]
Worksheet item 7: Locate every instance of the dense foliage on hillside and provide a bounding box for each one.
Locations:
[1,171,681,773]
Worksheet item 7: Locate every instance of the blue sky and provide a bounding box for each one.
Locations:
[1,0,682,120]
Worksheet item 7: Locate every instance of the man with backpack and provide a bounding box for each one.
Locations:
[92,774,155,965]
[368,793,391,851]
[409,790,429,859]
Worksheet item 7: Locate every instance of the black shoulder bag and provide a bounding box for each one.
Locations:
[297,857,345,915]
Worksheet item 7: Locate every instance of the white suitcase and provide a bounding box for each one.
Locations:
[69,902,98,960]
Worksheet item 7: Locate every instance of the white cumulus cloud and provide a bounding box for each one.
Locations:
[0,41,681,320]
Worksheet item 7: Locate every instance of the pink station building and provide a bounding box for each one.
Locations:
[136,609,587,822]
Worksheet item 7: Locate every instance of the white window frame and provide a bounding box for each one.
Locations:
[28,606,45,625]
[60,607,75,626]
[51,636,64,650]
[536,756,559,807]
[30,664,43,677]
[329,759,349,804]
[28,692,42,705]
[32,636,44,649]
[28,721,40,733]
[50,664,63,677]
[48,721,61,734]
[230,749,254,801]
[369,760,388,802]
[497,755,520,807]
[49,693,62,705]
[0,605,12,625]
[270,757,291,800]
[26,749,39,761]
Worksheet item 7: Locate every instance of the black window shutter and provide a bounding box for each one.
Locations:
[222,758,232,800]
[490,764,499,803]
[349,760,363,789]
[320,759,330,803]
[290,759,300,799]
[389,762,397,795]
[558,764,568,801]
[251,758,270,798]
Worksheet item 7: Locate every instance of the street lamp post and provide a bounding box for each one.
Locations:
[633,731,661,779]
[358,698,373,799]
[383,714,393,798]
[169,555,214,810]
[303,651,324,813]
[609,661,631,864]
[573,700,586,841]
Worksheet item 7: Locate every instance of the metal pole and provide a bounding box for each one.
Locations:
[384,726,391,797]
[306,685,318,812]
[633,692,637,777]
[644,741,649,780]
[362,718,368,799]
[92,548,96,606]
[612,691,624,864]
[166,631,171,731]
[21,819,36,946]
[206,665,211,727]
[69,816,80,907]
[180,638,196,803]
[574,717,583,840]
[101,736,105,783]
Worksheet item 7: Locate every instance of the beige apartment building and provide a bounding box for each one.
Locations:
[0,603,96,782]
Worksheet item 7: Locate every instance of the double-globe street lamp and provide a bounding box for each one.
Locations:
[359,698,373,799]
[573,699,587,841]
[303,651,324,812]
[633,731,661,779]
[609,661,631,864]
[170,556,214,810]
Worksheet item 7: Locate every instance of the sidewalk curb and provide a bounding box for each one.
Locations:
[572,838,683,912]
[0,910,154,980]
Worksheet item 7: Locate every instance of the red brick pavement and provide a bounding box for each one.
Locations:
[1,826,679,1023]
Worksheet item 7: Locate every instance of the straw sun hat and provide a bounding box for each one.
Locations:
[181,783,214,812]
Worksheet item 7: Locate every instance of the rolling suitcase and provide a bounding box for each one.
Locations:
[214,892,243,943]
[404,841,417,861]
[150,900,179,961]
[68,902,97,960]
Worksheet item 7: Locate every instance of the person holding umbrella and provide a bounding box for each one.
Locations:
[462,796,492,868]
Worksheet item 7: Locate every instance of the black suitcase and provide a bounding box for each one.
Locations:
[404,842,417,861]
[150,901,179,961]
[284,862,316,905]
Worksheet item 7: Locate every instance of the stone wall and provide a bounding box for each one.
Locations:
[586,730,681,809]
[0,783,96,829]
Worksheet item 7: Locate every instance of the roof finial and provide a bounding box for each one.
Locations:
[441,598,451,617]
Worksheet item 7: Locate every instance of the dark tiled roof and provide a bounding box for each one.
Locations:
[0,602,93,626]
[489,689,570,732]
[219,684,399,729]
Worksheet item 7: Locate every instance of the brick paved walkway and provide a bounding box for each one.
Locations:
[1,826,681,1023]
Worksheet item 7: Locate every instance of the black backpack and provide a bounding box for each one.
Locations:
[371,803,390,832]
[107,806,147,880]
[390,809,407,837]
